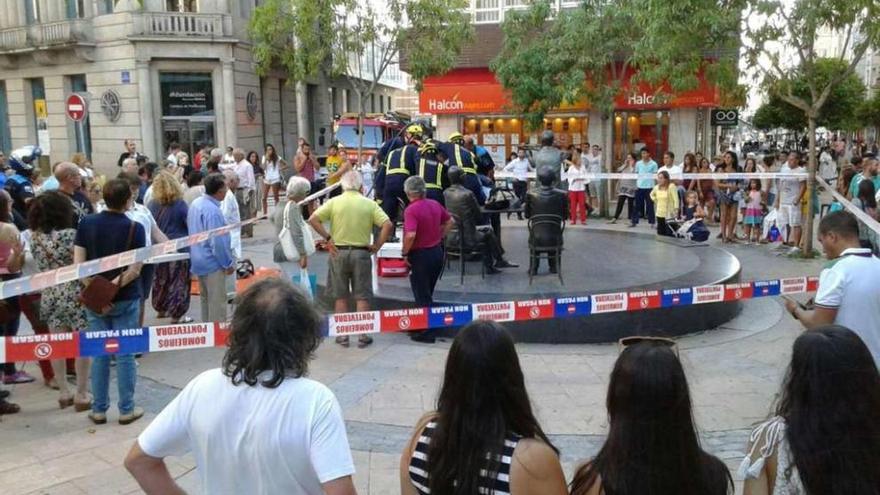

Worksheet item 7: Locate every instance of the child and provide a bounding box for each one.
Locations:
[650,170,679,237]
[682,190,705,221]
[743,179,764,244]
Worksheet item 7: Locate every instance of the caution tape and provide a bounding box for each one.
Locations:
[0,275,819,363]
[494,171,808,181]
[817,176,880,236]
[0,182,341,301]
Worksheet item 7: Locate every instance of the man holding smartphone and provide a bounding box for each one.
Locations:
[785,211,880,367]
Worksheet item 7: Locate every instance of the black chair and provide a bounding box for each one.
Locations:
[527,214,565,285]
[444,213,486,285]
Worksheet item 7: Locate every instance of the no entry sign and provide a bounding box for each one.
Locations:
[66,93,88,121]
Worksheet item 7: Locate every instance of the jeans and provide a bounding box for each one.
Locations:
[87,298,140,415]
[633,188,655,225]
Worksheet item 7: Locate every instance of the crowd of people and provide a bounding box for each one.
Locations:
[120,277,880,495]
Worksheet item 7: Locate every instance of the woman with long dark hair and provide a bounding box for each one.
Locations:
[262,144,285,215]
[715,151,741,243]
[742,326,880,494]
[570,339,732,495]
[400,320,567,495]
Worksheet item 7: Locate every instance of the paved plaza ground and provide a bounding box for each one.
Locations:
[0,218,825,494]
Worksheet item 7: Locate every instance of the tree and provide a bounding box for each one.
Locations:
[249,0,473,159]
[752,95,807,132]
[742,0,880,256]
[857,92,880,131]
[491,0,741,215]
[751,59,865,145]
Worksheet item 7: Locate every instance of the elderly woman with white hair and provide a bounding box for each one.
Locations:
[273,176,315,278]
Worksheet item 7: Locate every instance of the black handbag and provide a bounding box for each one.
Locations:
[484,187,517,211]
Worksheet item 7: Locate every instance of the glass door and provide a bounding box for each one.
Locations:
[162,118,215,159]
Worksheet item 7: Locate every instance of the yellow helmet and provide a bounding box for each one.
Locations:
[448,132,464,144]
[418,139,439,155]
[405,123,424,138]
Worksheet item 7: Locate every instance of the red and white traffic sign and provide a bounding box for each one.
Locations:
[66,93,88,121]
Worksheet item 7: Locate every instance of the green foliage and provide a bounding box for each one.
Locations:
[753,59,865,131]
[491,0,743,129]
[752,95,806,131]
[857,93,880,129]
[248,0,473,90]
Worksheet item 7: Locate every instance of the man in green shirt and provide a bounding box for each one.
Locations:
[849,154,880,199]
[309,171,393,348]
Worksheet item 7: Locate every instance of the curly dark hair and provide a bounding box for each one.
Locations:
[27,191,74,233]
[222,277,322,388]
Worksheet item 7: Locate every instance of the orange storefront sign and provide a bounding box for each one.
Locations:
[420,67,718,114]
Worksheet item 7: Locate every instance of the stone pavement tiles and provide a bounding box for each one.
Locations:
[0,221,823,494]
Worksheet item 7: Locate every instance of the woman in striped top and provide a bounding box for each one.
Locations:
[400,320,567,495]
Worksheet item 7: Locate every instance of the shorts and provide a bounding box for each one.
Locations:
[328,248,373,300]
[777,204,802,228]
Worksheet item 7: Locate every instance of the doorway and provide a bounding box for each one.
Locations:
[161,118,215,159]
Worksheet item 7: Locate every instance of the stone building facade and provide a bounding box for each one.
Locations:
[0,0,404,175]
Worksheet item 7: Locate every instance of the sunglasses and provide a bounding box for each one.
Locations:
[618,336,678,356]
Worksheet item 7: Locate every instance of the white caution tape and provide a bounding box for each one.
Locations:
[494,171,808,181]
[0,182,340,300]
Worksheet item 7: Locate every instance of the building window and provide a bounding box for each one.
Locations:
[28,78,48,154]
[97,0,116,15]
[370,93,376,113]
[379,93,385,112]
[66,0,86,18]
[473,0,500,23]
[69,75,92,158]
[166,0,198,12]
[0,83,11,154]
[24,0,40,24]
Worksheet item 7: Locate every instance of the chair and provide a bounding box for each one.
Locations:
[528,214,565,285]
[444,214,486,285]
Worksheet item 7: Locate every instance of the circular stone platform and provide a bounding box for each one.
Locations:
[314,227,741,343]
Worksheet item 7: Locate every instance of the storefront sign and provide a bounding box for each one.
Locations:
[160,73,214,117]
[711,108,739,126]
[420,67,719,115]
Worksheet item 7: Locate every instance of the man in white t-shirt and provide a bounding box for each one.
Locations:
[125,278,357,495]
[785,211,880,368]
[775,151,806,253]
[583,144,603,213]
[166,142,181,167]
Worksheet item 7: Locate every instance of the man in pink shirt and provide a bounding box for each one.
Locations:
[401,176,453,343]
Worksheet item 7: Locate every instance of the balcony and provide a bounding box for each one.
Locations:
[0,27,28,52]
[130,12,233,40]
[32,19,90,46]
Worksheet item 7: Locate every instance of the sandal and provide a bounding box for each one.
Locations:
[335,336,350,347]
[73,393,93,412]
[0,399,20,415]
[357,335,374,348]
[58,395,74,409]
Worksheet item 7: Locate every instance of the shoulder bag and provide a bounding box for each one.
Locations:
[78,222,135,315]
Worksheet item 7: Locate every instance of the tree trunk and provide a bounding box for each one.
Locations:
[601,111,611,217]
[803,116,817,258]
[356,90,364,164]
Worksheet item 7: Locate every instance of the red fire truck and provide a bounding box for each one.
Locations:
[332,112,410,163]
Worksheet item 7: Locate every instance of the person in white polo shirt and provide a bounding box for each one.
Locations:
[125,278,357,495]
[785,211,880,367]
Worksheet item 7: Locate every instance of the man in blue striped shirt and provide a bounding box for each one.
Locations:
[187,173,235,323]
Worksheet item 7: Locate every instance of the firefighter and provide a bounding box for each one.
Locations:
[380,123,423,224]
[415,139,450,205]
[5,146,41,227]
[438,132,485,205]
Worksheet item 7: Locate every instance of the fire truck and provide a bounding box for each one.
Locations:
[332,112,410,163]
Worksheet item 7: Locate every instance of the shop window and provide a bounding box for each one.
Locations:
[69,75,92,158]
[0,83,11,154]
[160,72,216,158]
[612,110,670,162]
[166,0,198,12]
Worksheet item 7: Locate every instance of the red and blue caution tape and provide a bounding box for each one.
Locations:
[1,276,817,362]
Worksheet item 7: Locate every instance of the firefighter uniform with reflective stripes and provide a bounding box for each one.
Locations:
[437,142,485,204]
[381,144,418,223]
[416,155,449,205]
